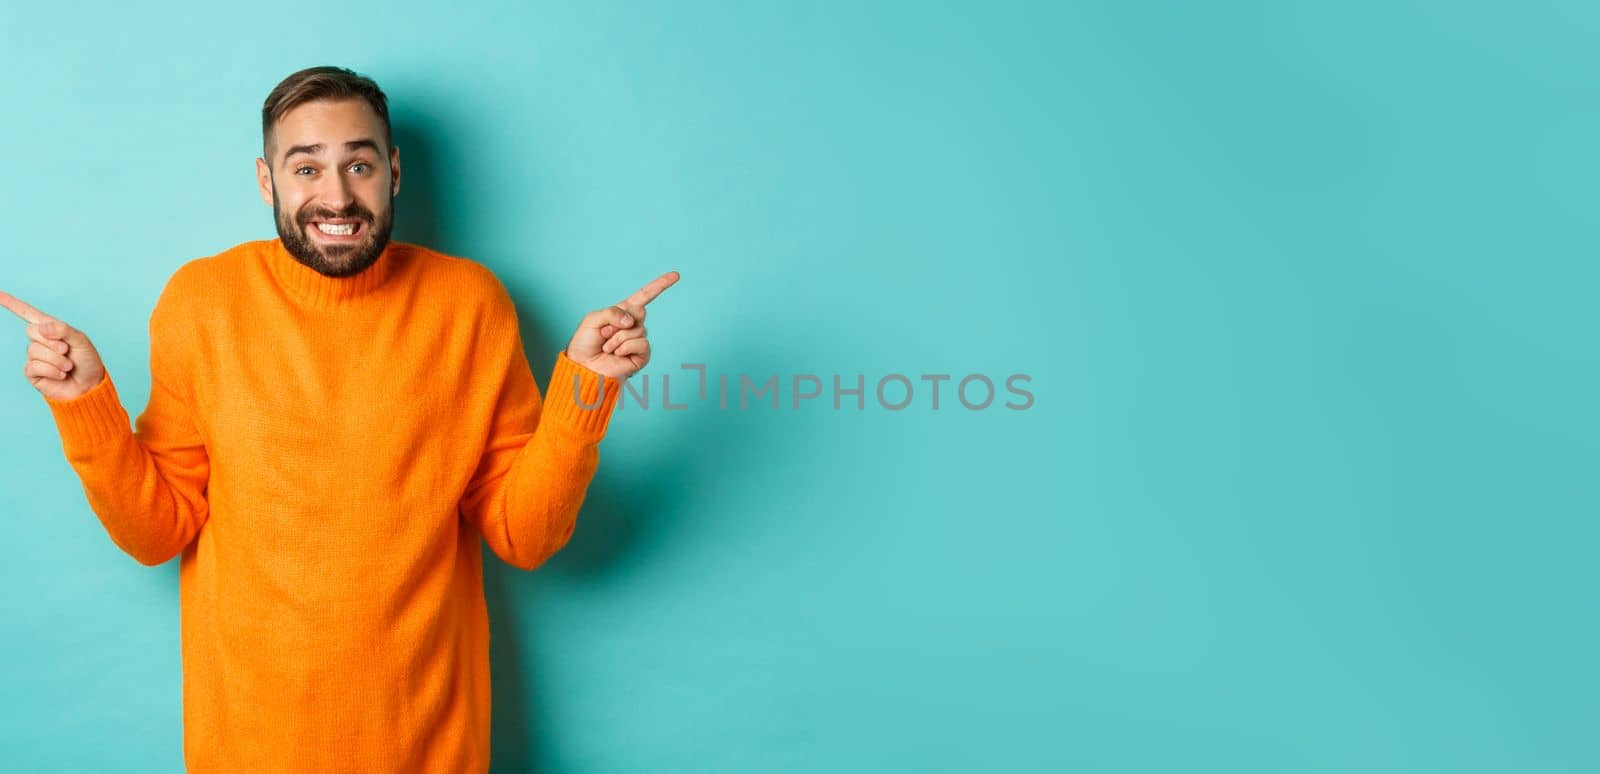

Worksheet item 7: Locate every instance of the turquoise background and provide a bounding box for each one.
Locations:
[1,1,1594,771]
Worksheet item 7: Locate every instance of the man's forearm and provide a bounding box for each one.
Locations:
[46,371,210,566]
[470,351,620,571]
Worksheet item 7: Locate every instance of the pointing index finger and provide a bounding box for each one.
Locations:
[0,289,54,325]
[624,271,681,309]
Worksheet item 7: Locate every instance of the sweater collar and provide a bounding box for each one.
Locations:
[263,237,400,307]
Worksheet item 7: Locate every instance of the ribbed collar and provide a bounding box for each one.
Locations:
[263,237,401,308]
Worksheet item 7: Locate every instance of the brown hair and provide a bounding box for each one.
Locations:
[261,65,391,161]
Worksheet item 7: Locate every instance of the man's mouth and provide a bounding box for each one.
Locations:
[308,219,366,241]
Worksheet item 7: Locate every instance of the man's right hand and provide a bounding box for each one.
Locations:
[1,290,107,402]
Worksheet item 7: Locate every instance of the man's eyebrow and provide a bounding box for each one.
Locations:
[281,138,382,163]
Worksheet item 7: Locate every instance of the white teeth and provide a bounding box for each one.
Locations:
[316,222,356,235]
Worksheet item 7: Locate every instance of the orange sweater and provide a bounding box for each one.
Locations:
[43,238,621,772]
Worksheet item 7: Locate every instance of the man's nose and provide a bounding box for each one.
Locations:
[318,172,355,211]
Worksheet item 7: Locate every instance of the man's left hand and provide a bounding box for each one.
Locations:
[565,270,680,380]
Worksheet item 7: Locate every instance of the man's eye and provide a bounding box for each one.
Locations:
[294,167,316,175]
[349,163,371,174]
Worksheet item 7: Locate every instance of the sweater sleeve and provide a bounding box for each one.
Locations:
[459,327,621,571]
[43,282,211,567]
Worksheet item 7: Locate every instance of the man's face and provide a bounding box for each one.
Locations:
[255,98,401,278]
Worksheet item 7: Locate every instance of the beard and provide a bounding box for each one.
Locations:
[272,184,394,279]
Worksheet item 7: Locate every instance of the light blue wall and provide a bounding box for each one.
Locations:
[0,2,1593,772]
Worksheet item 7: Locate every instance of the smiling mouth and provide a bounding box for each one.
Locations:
[308,219,366,240]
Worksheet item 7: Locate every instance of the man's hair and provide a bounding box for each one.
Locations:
[261,66,391,161]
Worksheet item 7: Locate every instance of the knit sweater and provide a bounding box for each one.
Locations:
[43,237,622,772]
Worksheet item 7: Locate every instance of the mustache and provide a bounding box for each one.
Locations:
[299,206,373,223]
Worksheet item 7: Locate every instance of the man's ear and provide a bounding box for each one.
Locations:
[256,157,273,207]
[389,145,402,199]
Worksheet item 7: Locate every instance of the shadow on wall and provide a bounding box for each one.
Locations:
[486,282,784,769]
[390,121,447,252]
[390,117,757,772]
[479,319,755,773]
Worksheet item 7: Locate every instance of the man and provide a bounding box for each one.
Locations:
[2,65,678,772]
